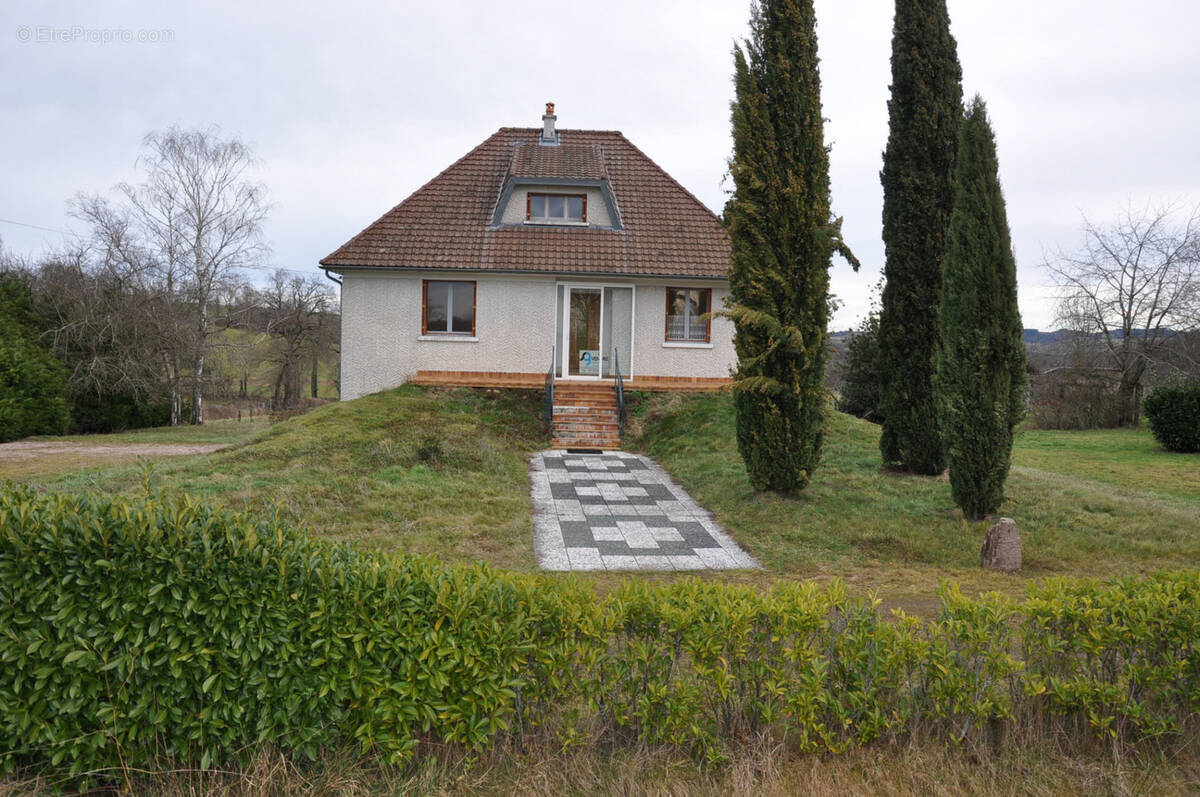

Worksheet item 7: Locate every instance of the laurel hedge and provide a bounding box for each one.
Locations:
[2,484,1198,786]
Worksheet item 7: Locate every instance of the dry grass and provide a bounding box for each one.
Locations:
[4,740,1198,796]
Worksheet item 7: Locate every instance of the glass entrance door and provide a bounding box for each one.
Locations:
[566,287,602,377]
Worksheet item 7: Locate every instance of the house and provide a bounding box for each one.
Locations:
[320,104,735,447]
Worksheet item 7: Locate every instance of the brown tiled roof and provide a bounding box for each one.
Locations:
[510,142,606,180]
[320,128,730,279]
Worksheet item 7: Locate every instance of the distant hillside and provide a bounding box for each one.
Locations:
[1023,329,1073,345]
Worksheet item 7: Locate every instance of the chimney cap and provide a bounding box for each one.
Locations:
[545,101,555,116]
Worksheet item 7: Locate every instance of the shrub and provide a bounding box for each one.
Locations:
[1023,573,1200,740]
[2,484,1199,787]
[0,324,70,442]
[0,484,599,784]
[1028,369,1126,430]
[1143,382,1200,453]
[69,389,172,434]
[837,311,884,423]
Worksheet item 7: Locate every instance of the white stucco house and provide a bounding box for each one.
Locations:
[320,105,735,410]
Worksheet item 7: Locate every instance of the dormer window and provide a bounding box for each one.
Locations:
[527,192,586,224]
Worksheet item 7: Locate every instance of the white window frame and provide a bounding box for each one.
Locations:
[665,287,712,343]
[422,279,476,336]
[556,281,636,381]
[527,192,587,225]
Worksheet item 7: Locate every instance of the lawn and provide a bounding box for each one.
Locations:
[10,386,1198,602]
[631,392,1199,599]
[1014,425,1200,503]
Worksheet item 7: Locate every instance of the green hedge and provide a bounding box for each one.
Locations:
[2,485,1199,785]
[1143,382,1200,453]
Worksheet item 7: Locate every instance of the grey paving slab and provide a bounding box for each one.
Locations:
[530,450,760,572]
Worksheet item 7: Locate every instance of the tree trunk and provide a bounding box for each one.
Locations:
[163,351,181,426]
[311,355,319,399]
[283,360,298,409]
[271,366,284,410]
[192,298,206,424]
[1117,366,1144,426]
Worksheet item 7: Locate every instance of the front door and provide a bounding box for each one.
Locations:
[566,287,603,377]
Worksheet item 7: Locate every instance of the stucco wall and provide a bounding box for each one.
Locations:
[499,184,613,227]
[631,283,736,380]
[338,272,735,399]
[340,271,557,399]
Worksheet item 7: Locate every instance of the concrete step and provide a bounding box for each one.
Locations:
[553,389,617,396]
[552,396,617,406]
[552,420,619,432]
[553,433,621,443]
[553,430,621,438]
[553,409,618,418]
[551,379,623,449]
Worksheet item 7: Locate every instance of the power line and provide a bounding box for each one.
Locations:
[0,217,69,235]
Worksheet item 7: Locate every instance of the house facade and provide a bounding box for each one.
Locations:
[321,105,735,402]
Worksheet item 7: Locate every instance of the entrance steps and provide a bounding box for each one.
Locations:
[551,381,621,450]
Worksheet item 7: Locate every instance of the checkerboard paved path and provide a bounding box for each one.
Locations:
[529,450,760,571]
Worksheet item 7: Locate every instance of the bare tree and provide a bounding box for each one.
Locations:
[79,126,269,424]
[67,195,191,423]
[32,245,165,406]
[1045,201,1200,424]
[256,270,334,409]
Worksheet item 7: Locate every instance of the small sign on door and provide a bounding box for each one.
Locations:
[578,350,600,375]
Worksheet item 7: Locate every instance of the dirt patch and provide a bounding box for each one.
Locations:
[0,440,227,462]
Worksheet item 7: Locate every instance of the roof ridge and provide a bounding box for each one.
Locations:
[596,142,623,227]
[499,126,625,135]
[320,129,508,266]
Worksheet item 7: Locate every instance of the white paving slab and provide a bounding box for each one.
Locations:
[530,450,760,572]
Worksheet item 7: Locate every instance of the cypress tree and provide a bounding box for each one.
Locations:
[725,0,857,493]
[937,96,1026,520]
[877,0,963,474]
[837,310,884,423]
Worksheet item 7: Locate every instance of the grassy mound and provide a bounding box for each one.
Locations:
[34,386,549,568]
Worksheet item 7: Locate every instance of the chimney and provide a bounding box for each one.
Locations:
[540,101,558,146]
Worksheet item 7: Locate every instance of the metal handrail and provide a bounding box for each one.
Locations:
[612,347,627,440]
[544,345,556,427]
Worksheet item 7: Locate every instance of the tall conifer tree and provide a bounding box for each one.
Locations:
[725,0,857,493]
[937,96,1026,520]
[877,0,963,474]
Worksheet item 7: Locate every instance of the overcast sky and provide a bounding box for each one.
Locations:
[2,1,1197,330]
